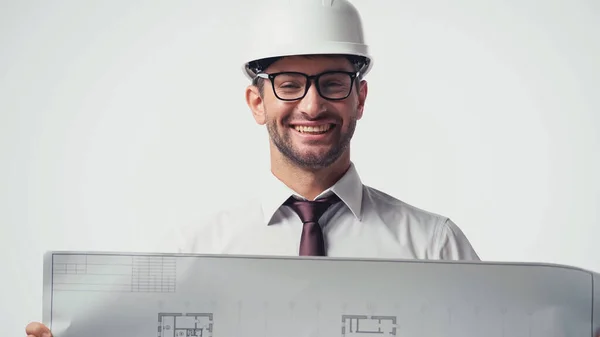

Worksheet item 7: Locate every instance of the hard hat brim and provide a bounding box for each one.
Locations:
[242,41,374,80]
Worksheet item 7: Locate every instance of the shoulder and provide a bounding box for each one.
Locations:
[362,185,447,231]
[362,185,480,261]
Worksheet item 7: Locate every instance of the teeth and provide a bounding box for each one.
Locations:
[294,124,332,133]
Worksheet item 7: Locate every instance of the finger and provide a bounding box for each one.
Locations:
[25,322,51,337]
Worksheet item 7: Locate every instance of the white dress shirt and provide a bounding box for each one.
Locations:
[164,163,480,261]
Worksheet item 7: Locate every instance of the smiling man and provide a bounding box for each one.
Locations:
[156,0,481,258]
[152,0,479,260]
[224,0,480,260]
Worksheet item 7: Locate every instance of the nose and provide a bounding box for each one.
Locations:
[297,82,326,118]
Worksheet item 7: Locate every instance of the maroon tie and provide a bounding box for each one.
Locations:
[284,194,341,256]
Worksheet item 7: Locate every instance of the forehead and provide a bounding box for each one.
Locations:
[267,55,355,75]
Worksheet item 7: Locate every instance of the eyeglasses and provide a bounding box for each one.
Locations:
[255,70,359,101]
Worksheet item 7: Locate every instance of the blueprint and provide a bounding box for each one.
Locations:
[42,251,600,337]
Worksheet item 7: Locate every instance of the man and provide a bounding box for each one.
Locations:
[151,0,479,260]
[25,0,480,336]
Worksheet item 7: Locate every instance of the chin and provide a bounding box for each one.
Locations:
[289,150,342,169]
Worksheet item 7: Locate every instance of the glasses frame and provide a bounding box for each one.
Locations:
[255,70,360,101]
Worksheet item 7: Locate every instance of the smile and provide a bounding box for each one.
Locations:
[291,124,335,134]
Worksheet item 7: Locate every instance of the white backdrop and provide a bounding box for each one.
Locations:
[1,0,599,335]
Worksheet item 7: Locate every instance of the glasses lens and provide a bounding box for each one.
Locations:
[271,72,353,100]
[318,72,353,99]
[273,73,307,100]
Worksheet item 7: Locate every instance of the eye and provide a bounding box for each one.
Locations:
[323,81,343,87]
[279,82,302,89]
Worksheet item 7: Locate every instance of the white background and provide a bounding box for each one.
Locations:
[1,0,599,335]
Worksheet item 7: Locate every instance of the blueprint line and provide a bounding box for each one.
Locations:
[51,253,177,293]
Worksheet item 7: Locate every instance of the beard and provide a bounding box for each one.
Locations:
[265,109,357,170]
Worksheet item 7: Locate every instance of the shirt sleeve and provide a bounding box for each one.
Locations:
[433,218,480,261]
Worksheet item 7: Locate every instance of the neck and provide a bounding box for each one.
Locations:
[270,151,351,200]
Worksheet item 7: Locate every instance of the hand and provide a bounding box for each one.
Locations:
[25,322,52,337]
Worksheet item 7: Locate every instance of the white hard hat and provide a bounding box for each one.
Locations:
[242,0,373,80]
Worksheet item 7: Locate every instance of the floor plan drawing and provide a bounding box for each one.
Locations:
[158,313,213,337]
[43,251,600,337]
[341,315,398,336]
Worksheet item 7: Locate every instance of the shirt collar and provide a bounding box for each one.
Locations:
[260,162,364,225]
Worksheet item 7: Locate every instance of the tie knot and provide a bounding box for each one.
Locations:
[284,193,341,224]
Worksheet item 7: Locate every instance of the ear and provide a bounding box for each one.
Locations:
[246,84,266,125]
[356,80,368,120]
